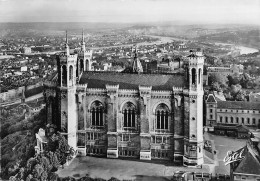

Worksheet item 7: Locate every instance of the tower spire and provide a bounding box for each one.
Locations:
[81,29,86,52]
[66,30,68,44]
[132,45,143,73]
[82,29,84,43]
[65,30,70,55]
[134,46,138,58]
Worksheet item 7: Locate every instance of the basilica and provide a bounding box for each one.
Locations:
[44,31,204,167]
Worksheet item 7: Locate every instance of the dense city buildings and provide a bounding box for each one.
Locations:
[44,32,205,167]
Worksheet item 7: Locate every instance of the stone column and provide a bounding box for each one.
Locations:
[106,85,119,158]
[60,67,63,87]
[46,96,53,124]
[77,93,84,130]
[172,92,184,163]
[67,87,77,150]
[139,86,152,160]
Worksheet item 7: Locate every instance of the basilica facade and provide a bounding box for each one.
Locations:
[44,32,204,167]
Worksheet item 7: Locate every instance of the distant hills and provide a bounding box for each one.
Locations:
[0,22,259,49]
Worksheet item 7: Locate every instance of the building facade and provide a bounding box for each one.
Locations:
[44,32,205,167]
[206,94,260,127]
[22,47,32,54]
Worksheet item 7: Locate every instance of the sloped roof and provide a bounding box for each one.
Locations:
[187,54,199,58]
[26,99,45,108]
[79,72,185,90]
[207,94,217,103]
[24,86,43,98]
[213,91,226,101]
[234,146,260,175]
[47,72,58,81]
[236,125,250,133]
[217,101,260,110]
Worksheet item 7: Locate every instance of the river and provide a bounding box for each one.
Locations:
[93,35,258,55]
[146,36,259,55]
[91,35,185,50]
[215,42,259,55]
[142,36,259,55]
[150,37,259,55]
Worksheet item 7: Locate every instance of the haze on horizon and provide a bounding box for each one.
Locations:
[0,0,259,25]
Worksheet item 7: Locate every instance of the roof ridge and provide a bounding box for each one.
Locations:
[82,71,184,76]
[234,145,260,174]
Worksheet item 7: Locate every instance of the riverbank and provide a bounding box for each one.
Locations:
[214,42,259,55]
[91,35,186,50]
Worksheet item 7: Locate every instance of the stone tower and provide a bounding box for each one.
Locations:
[56,31,78,150]
[183,50,204,167]
[77,29,93,76]
[132,47,143,73]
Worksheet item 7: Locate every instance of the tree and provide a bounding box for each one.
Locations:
[208,73,228,89]
[236,91,247,101]
[230,84,242,95]
[227,74,240,86]
[211,82,221,92]
[224,92,233,100]
[240,74,250,88]
[228,84,248,101]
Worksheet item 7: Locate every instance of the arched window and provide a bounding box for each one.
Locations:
[198,68,201,84]
[225,117,228,123]
[236,117,239,123]
[69,65,73,80]
[186,68,189,84]
[155,103,170,130]
[76,60,79,77]
[191,68,196,84]
[122,102,136,129]
[231,117,233,123]
[90,101,104,128]
[247,118,250,124]
[80,59,84,73]
[253,118,256,125]
[86,59,89,71]
[62,65,67,85]
[242,118,244,124]
[220,116,223,122]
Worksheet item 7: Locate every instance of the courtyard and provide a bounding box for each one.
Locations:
[57,133,247,180]
[57,156,210,180]
[205,132,247,175]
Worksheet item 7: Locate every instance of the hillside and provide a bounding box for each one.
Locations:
[0,105,46,179]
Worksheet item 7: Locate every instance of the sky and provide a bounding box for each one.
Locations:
[0,0,259,25]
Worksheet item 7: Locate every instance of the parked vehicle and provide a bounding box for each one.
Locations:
[172,171,194,181]
[172,171,213,181]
